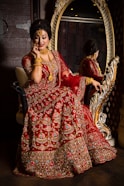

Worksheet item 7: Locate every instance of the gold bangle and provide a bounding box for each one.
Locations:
[33,63,42,67]
[86,77,93,85]
[34,57,42,64]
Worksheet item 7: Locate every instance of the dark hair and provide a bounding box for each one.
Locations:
[83,39,99,56]
[30,19,52,40]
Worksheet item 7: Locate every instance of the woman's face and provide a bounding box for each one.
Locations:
[33,29,50,51]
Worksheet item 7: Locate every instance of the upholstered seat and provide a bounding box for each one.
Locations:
[15,67,28,87]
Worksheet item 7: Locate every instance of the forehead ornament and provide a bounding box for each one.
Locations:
[36,30,42,36]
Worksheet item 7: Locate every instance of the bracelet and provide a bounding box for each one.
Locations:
[34,57,42,64]
[33,57,42,67]
[86,77,93,85]
[33,63,42,67]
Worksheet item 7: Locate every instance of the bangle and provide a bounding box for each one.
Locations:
[86,77,93,85]
[33,57,42,67]
[33,63,42,67]
[34,57,42,64]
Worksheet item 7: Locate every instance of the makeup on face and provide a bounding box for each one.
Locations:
[34,29,49,50]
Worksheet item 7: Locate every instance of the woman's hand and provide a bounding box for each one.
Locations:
[31,44,41,58]
[30,44,43,84]
[92,79,102,92]
[62,70,70,78]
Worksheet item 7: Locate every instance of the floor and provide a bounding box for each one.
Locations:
[0,138,124,186]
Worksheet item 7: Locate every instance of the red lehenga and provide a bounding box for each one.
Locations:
[14,51,116,179]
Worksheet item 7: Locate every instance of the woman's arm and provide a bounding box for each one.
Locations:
[22,55,32,79]
[59,54,102,93]
[31,58,42,84]
[30,45,42,84]
[86,77,102,92]
[22,52,42,84]
[80,58,104,82]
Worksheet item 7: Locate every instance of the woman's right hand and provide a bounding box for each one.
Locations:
[30,44,43,84]
[31,44,41,59]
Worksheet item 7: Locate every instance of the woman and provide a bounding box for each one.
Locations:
[14,19,116,179]
[79,39,104,81]
[79,39,104,105]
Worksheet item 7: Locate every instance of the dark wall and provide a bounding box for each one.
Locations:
[0,0,31,140]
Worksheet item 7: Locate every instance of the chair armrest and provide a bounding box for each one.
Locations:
[12,81,28,114]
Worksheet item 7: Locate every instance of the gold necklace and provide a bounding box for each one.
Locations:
[47,52,54,81]
[40,51,54,81]
[40,48,49,54]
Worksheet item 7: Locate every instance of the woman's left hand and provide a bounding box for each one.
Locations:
[92,79,102,92]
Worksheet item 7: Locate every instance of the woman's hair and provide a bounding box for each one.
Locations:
[30,19,52,40]
[83,39,98,56]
